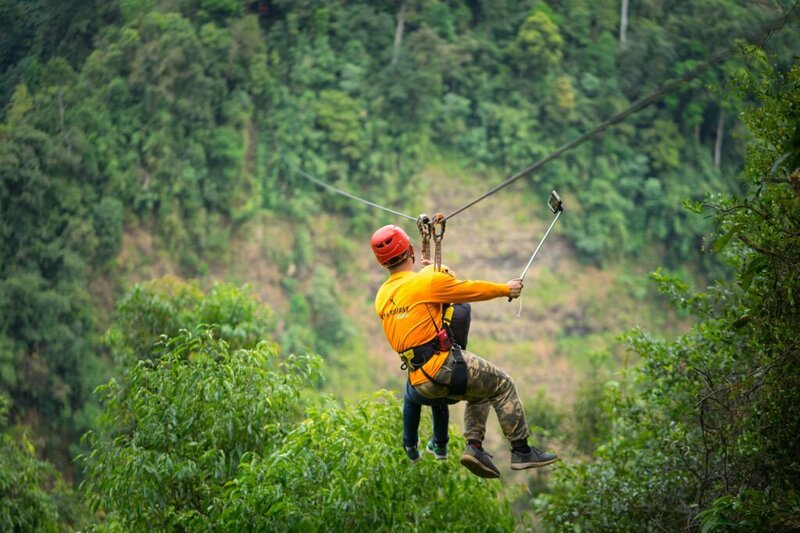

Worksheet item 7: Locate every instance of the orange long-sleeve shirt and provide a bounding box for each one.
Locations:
[375,269,510,385]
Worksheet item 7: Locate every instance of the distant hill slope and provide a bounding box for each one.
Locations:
[176,163,690,409]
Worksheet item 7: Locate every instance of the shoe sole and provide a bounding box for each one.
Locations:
[460,454,500,478]
[425,448,447,461]
[510,457,559,470]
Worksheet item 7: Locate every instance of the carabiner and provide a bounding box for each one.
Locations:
[417,214,432,262]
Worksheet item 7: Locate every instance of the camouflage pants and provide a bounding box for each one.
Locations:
[414,349,530,444]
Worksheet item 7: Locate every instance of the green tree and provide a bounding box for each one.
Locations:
[510,10,564,75]
[0,119,103,469]
[536,56,800,532]
[222,392,516,531]
[308,266,354,356]
[0,394,86,531]
[83,324,515,530]
[93,196,124,264]
[315,89,369,163]
[82,331,322,530]
[105,277,274,367]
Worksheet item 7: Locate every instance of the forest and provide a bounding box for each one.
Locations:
[1,0,799,530]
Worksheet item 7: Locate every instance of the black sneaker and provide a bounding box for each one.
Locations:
[404,445,421,464]
[426,439,447,461]
[460,444,501,478]
[510,446,558,470]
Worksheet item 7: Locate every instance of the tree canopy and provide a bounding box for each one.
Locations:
[82,286,514,531]
[536,55,800,532]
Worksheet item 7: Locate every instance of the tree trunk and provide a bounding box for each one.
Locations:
[391,3,407,66]
[714,110,725,169]
[620,0,629,44]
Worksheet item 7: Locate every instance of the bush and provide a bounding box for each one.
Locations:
[0,394,87,531]
[221,392,516,531]
[82,331,322,530]
[536,57,800,533]
[83,329,516,531]
[105,277,274,366]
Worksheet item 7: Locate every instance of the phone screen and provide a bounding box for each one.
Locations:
[548,191,562,213]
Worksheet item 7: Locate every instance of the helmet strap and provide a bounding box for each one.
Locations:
[384,245,415,269]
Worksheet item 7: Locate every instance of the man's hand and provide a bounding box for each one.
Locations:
[507,278,523,300]
[420,258,433,267]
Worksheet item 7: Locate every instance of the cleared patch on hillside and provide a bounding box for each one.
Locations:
[322,164,686,408]
[123,163,687,429]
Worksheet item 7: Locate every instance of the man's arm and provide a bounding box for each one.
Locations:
[428,272,523,303]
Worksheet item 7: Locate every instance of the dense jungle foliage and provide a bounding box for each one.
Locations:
[1,0,798,530]
[81,280,515,530]
[537,61,800,531]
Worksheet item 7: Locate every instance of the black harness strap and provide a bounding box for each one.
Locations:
[449,345,468,396]
[419,365,448,388]
[417,345,468,396]
[406,303,469,396]
[399,336,441,370]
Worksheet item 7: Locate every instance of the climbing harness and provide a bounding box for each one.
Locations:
[440,304,467,395]
[398,304,451,370]
[407,344,468,397]
[398,336,444,370]
[447,345,468,396]
[399,302,468,395]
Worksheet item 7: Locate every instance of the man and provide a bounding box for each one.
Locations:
[372,224,558,478]
[402,263,470,463]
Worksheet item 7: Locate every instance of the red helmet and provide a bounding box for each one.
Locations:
[371,225,411,266]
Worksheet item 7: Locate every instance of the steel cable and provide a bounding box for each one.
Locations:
[443,7,797,221]
[293,166,417,221]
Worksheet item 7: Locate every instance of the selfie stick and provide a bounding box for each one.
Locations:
[519,210,561,282]
[510,192,563,301]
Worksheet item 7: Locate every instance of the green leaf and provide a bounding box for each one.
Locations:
[681,198,705,214]
[712,224,744,253]
[740,255,770,290]
[732,314,750,329]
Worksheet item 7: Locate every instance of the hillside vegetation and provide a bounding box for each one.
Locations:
[1,0,798,530]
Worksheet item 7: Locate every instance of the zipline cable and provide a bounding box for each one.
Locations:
[443,7,798,221]
[293,165,417,221]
